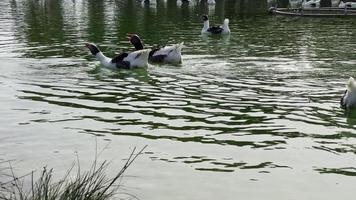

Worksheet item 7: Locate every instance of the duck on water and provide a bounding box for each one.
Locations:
[201,15,230,34]
[341,77,356,110]
[85,43,150,69]
[127,34,184,64]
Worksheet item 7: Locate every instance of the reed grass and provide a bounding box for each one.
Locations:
[0,146,146,200]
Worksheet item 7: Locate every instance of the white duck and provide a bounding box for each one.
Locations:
[85,43,150,69]
[127,34,184,64]
[201,15,230,34]
[340,77,356,109]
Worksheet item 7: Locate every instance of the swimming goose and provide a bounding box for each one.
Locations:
[127,34,184,64]
[85,43,150,69]
[201,15,230,34]
[340,77,356,109]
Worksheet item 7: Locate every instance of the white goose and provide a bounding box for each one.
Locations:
[127,34,184,64]
[340,77,356,109]
[85,43,150,69]
[201,15,230,34]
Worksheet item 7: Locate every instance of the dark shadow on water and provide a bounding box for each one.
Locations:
[315,167,356,176]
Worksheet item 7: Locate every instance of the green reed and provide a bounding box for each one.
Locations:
[0,146,146,200]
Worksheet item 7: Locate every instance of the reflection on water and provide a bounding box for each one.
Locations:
[1,0,356,199]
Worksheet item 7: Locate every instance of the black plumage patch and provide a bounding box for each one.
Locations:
[149,48,160,58]
[149,48,166,63]
[207,26,223,34]
[116,61,131,69]
[150,55,166,63]
[111,53,128,63]
[86,43,100,55]
[201,15,209,21]
[340,90,347,109]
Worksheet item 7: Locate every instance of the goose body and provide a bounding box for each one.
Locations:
[85,43,150,69]
[128,34,184,64]
[341,77,356,109]
[201,15,230,34]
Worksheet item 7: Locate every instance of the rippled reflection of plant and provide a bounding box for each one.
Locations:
[0,146,146,200]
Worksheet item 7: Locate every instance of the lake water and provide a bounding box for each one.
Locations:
[1,0,356,199]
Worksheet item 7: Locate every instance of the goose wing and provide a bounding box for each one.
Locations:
[150,43,184,63]
[111,53,131,69]
[207,26,223,34]
[150,47,167,63]
[151,43,183,56]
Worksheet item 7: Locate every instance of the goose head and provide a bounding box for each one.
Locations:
[201,15,209,22]
[127,34,144,50]
[85,43,100,55]
[347,77,356,92]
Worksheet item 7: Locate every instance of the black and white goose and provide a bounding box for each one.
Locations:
[341,77,356,109]
[85,43,150,69]
[201,15,230,34]
[127,34,184,64]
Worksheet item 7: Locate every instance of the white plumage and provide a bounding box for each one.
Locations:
[341,77,356,109]
[151,42,184,63]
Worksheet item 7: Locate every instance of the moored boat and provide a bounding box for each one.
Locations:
[269,6,356,17]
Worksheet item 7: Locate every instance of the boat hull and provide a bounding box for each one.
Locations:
[269,7,356,17]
